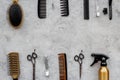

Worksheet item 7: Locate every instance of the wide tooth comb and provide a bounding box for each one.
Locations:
[8,52,20,80]
[38,0,46,18]
[58,53,67,80]
[60,0,69,16]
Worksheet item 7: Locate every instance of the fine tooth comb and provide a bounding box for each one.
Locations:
[38,0,46,18]
[8,52,20,80]
[58,53,67,80]
[84,0,89,19]
[8,0,23,28]
[60,0,69,16]
[109,0,112,20]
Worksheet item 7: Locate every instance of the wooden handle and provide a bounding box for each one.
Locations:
[13,0,18,3]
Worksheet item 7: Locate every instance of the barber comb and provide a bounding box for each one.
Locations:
[84,0,89,19]
[58,53,67,80]
[8,52,20,80]
[109,0,112,20]
[8,0,23,29]
[60,0,69,16]
[38,0,46,18]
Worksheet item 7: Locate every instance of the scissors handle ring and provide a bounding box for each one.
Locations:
[32,52,37,59]
[74,55,79,62]
[79,53,84,60]
[27,55,32,61]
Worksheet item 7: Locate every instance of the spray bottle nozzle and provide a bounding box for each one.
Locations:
[90,53,109,66]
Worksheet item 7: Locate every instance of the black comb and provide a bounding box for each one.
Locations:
[84,0,89,20]
[60,0,69,16]
[38,0,46,18]
[109,0,112,20]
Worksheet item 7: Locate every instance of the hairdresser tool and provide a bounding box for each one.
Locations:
[96,0,100,17]
[91,53,109,80]
[38,0,46,18]
[60,0,69,16]
[103,8,108,15]
[8,52,20,80]
[58,53,67,80]
[44,56,49,77]
[8,0,23,28]
[74,50,84,79]
[27,49,38,80]
[109,0,112,20]
[84,0,89,19]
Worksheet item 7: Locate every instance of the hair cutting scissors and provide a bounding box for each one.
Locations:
[74,50,84,79]
[27,49,37,80]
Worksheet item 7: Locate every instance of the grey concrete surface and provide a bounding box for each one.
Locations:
[0,0,120,80]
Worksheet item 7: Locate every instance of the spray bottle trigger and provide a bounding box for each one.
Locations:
[90,58,99,66]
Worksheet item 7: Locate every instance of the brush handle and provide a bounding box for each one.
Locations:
[13,79,18,80]
[13,0,18,3]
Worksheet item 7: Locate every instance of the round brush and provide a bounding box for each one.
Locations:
[8,52,20,80]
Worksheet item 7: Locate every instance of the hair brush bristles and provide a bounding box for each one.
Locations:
[8,0,23,29]
[60,0,69,16]
[8,52,20,80]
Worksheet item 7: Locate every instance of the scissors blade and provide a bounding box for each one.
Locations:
[33,64,36,80]
[79,63,82,79]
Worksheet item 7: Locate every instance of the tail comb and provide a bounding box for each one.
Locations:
[8,52,20,80]
[60,0,69,16]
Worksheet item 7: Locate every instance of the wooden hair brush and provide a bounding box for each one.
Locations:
[8,52,20,80]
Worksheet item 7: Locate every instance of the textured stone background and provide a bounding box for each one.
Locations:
[0,0,120,80]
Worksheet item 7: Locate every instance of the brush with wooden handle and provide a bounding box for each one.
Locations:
[8,52,20,80]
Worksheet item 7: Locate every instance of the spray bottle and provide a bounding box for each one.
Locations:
[90,53,109,80]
